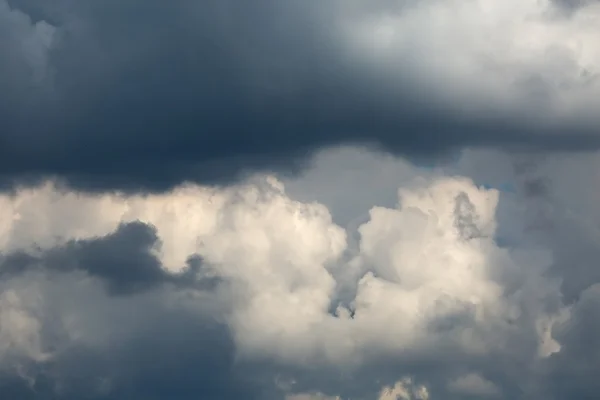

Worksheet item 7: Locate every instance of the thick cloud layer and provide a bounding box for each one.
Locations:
[1,0,600,190]
[4,146,600,399]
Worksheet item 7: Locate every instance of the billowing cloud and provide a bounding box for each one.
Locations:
[1,0,600,191]
[2,147,589,399]
[378,378,430,400]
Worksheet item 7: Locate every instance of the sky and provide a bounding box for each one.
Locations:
[1,0,600,399]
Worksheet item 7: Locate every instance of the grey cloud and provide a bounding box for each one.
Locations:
[0,0,599,192]
[450,150,600,397]
[551,0,598,11]
[501,154,600,303]
[540,285,600,399]
[0,277,536,400]
[454,192,484,240]
[0,221,216,295]
[452,149,600,303]
[447,373,501,397]
[0,286,275,400]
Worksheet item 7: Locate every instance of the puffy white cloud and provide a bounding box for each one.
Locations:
[0,148,581,398]
[0,167,561,364]
[378,378,430,400]
[196,178,348,364]
[0,175,348,363]
[351,178,555,352]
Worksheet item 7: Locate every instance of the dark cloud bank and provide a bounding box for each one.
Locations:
[3,1,600,399]
[1,0,599,192]
[0,221,216,295]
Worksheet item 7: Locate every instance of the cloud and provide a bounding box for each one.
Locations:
[286,393,341,400]
[286,378,429,400]
[486,151,600,303]
[0,155,576,399]
[1,0,600,191]
[0,272,272,400]
[8,144,600,399]
[0,1,55,90]
[551,0,599,12]
[542,284,600,398]
[0,221,216,295]
[378,378,430,400]
[0,285,49,366]
[447,373,501,397]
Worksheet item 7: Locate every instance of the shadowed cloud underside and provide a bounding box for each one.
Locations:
[1,0,600,191]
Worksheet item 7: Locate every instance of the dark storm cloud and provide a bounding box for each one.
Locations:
[0,294,277,400]
[0,221,216,295]
[1,0,599,192]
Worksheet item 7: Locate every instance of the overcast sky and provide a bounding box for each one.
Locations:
[2,0,600,399]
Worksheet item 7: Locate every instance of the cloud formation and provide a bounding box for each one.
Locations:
[4,0,600,396]
[3,146,597,399]
[1,0,600,190]
[0,221,215,295]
